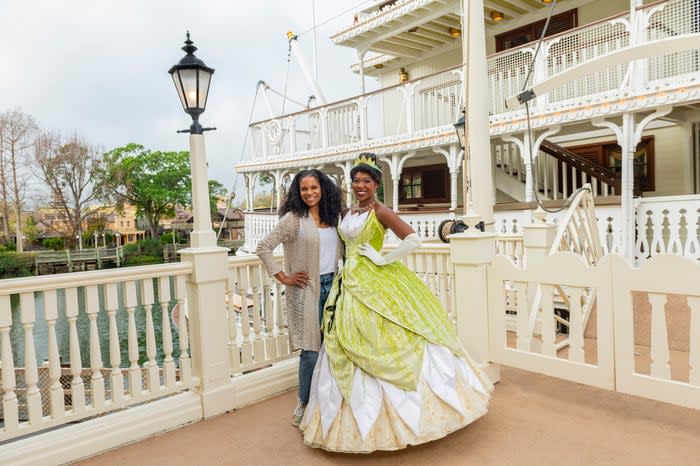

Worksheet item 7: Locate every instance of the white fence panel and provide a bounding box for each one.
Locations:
[487,253,615,390]
[612,254,700,409]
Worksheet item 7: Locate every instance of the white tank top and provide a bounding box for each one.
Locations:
[318,226,339,274]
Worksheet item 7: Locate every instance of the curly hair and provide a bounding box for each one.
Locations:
[350,152,382,183]
[279,169,343,227]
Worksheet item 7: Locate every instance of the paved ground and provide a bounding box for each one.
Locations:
[76,365,700,466]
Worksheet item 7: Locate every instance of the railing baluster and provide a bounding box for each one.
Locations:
[175,275,191,385]
[124,281,142,400]
[158,276,176,390]
[516,282,530,351]
[85,285,105,410]
[649,293,671,380]
[249,265,266,363]
[65,287,85,415]
[141,279,160,393]
[20,292,42,424]
[226,268,242,373]
[105,283,124,406]
[237,266,253,365]
[44,289,65,418]
[541,284,556,357]
[1,294,19,431]
[260,266,277,360]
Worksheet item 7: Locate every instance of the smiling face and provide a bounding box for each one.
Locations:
[299,175,322,209]
[351,171,378,204]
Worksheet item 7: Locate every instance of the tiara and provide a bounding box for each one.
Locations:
[353,154,380,171]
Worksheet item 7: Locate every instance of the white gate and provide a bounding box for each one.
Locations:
[486,251,700,409]
[487,253,615,390]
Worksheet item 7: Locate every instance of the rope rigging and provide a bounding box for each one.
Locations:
[520,0,592,214]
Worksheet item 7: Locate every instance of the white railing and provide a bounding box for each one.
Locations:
[487,250,700,410]
[241,212,279,254]
[402,243,455,322]
[245,0,698,163]
[0,263,193,442]
[247,66,462,161]
[242,195,700,262]
[636,195,700,262]
[226,255,291,374]
[489,253,616,389]
[494,142,618,202]
[398,210,454,241]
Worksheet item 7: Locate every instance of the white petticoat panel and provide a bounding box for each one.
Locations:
[306,343,490,441]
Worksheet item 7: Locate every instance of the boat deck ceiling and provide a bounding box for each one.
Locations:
[332,0,553,59]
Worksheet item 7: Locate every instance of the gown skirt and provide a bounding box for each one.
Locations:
[300,211,493,453]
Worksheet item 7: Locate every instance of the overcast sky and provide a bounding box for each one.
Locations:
[1,0,378,200]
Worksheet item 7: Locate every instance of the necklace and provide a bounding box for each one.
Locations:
[354,199,375,214]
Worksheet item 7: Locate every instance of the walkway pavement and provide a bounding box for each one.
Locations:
[76,366,700,466]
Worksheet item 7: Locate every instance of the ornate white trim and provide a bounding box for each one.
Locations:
[236,126,456,172]
[331,0,435,44]
[491,80,700,137]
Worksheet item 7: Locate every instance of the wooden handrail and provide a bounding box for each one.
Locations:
[540,140,621,191]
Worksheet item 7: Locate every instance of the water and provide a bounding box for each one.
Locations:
[8,278,183,369]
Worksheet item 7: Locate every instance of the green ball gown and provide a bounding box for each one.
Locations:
[300,210,493,453]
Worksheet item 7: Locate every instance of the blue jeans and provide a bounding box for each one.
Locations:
[298,272,334,405]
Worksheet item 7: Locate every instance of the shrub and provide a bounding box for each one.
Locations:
[124,255,162,266]
[121,239,165,267]
[42,237,65,251]
[0,252,36,278]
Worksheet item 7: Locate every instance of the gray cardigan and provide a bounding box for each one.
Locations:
[255,212,343,352]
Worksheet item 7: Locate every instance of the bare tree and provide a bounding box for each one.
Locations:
[0,109,38,251]
[34,132,105,246]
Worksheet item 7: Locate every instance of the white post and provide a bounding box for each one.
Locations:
[523,208,557,267]
[188,134,217,249]
[179,132,234,418]
[449,229,500,383]
[358,49,367,94]
[464,0,494,229]
[621,112,635,262]
[336,161,353,207]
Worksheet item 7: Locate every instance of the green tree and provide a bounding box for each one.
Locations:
[208,179,228,216]
[99,144,191,239]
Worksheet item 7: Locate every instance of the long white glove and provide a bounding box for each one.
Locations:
[357,233,421,266]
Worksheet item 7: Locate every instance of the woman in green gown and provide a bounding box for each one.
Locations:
[300,153,493,452]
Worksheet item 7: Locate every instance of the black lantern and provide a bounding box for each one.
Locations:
[169,32,215,134]
[453,113,465,150]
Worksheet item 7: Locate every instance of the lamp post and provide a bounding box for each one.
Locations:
[169,32,217,248]
[115,232,120,247]
[168,33,234,417]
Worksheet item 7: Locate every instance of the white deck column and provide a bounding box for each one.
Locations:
[594,107,670,263]
[335,161,353,207]
[464,0,494,229]
[380,152,414,212]
[436,144,462,212]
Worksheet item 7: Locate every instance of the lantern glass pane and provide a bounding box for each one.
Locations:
[171,72,187,111]
[197,70,212,111]
[178,68,198,110]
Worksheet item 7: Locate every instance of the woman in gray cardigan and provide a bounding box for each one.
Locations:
[256,169,343,427]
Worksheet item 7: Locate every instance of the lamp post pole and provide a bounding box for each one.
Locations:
[169,32,234,418]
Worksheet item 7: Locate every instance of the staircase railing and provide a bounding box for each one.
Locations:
[528,185,603,350]
[539,140,621,197]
